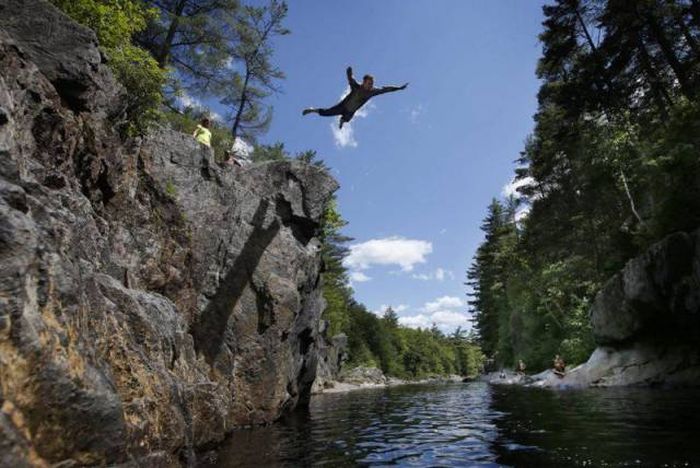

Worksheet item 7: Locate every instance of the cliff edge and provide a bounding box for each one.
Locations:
[0,1,337,465]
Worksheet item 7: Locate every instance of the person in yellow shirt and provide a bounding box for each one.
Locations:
[192,118,212,147]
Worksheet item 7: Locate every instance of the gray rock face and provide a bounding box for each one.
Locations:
[0,0,122,115]
[311,329,348,393]
[591,230,700,345]
[339,366,388,385]
[0,1,337,465]
[529,229,700,389]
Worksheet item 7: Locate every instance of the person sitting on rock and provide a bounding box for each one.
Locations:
[516,359,526,375]
[553,354,566,378]
[193,118,212,147]
[302,67,408,129]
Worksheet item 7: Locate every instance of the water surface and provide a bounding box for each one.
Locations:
[210,382,700,466]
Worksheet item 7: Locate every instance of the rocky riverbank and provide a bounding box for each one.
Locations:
[484,229,700,389]
[0,1,337,465]
[313,366,465,394]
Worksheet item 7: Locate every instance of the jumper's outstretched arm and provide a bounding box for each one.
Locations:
[373,83,409,96]
[347,66,360,90]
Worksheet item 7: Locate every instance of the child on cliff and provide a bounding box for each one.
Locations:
[193,118,212,147]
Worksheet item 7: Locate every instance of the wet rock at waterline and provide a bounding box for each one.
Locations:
[0,1,337,465]
[489,229,700,389]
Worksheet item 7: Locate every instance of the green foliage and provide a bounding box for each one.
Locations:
[51,0,166,132]
[319,199,485,378]
[220,0,289,143]
[469,0,700,373]
[165,179,177,197]
[249,143,288,163]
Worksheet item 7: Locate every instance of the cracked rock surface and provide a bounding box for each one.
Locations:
[0,1,337,465]
[529,229,700,389]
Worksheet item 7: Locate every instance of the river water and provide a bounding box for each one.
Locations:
[210,382,700,467]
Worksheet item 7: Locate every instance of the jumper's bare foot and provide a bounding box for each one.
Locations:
[339,119,345,129]
[302,108,315,116]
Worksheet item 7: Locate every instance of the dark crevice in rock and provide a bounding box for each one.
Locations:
[191,199,280,364]
[298,327,313,356]
[76,153,115,206]
[51,78,89,113]
[274,195,317,246]
[254,283,275,335]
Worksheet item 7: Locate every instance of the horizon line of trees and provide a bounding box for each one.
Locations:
[468,0,700,372]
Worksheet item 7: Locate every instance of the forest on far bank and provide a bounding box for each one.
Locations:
[468,0,700,371]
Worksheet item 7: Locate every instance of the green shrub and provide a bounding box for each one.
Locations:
[50,0,165,132]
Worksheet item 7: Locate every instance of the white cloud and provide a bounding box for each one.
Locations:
[398,314,431,329]
[515,204,531,222]
[344,236,432,272]
[331,123,357,148]
[412,273,432,281]
[330,87,374,148]
[409,104,423,124]
[177,92,202,109]
[177,92,223,123]
[374,304,408,316]
[502,176,535,199]
[398,311,471,332]
[411,267,454,282]
[431,310,471,327]
[424,295,464,313]
[397,294,470,333]
[349,271,372,283]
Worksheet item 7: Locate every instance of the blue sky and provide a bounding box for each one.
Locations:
[212,1,547,332]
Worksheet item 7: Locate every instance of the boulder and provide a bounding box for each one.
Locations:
[311,331,348,394]
[529,229,700,389]
[591,230,700,345]
[339,366,388,385]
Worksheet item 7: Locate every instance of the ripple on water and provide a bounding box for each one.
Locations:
[211,382,700,467]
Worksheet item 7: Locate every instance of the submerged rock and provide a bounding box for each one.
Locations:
[0,1,337,465]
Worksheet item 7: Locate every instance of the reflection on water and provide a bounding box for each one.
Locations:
[208,382,700,467]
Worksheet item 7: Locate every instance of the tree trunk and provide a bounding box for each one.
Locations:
[575,7,617,100]
[620,169,645,227]
[157,0,188,67]
[635,31,672,118]
[681,21,700,59]
[231,67,251,143]
[689,0,700,29]
[643,9,694,97]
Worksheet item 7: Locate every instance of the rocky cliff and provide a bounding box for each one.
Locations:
[530,229,700,388]
[0,1,337,465]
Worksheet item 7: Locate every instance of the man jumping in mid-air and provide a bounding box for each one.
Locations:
[303,67,408,128]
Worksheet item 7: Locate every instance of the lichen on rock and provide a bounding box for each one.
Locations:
[0,1,338,465]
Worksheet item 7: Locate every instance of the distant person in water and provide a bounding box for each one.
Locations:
[303,67,408,129]
[193,118,212,147]
[553,355,566,378]
[516,359,526,375]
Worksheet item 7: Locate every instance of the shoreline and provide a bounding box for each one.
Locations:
[312,374,467,395]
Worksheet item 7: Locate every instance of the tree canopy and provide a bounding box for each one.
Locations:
[468,0,700,372]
